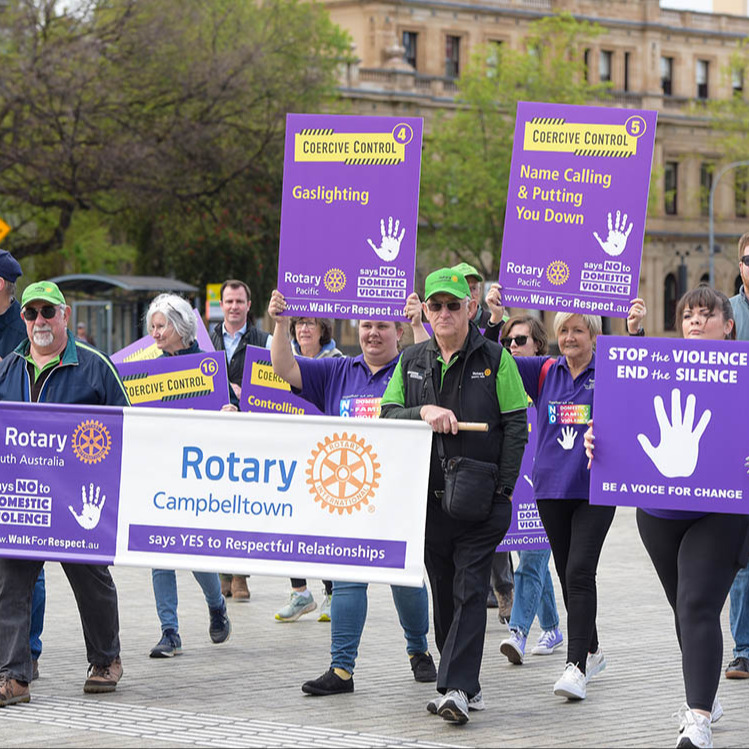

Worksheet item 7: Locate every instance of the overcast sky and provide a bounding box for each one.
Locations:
[660,0,714,11]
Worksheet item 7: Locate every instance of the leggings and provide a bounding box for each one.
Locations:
[637,509,749,712]
[537,499,616,673]
[290,579,332,595]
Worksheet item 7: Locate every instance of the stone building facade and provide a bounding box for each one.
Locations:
[325,0,749,336]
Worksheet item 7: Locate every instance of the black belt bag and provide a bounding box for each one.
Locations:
[442,454,499,522]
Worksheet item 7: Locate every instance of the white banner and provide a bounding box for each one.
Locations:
[116,409,432,586]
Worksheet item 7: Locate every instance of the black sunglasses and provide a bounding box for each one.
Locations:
[22,305,58,322]
[741,255,749,266]
[426,300,464,312]
[501,334,529,348]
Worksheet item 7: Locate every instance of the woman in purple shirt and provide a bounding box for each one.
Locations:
[586,287,749,749]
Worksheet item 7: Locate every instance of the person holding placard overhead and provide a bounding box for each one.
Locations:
[274,316,342,624]
[586,287,749,749]
[267,289,437,697]
[146,294,232,659]
[381,268,528,724]
[486,283,644,703]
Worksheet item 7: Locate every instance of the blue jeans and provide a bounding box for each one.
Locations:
[508,549,559,637]
[29,569,46,660]
[330,581,429,674]
[729,562,749,659]
[151,569,223,633]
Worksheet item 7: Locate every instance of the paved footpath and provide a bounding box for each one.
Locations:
[1,507,746,748]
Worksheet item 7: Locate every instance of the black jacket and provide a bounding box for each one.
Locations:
[381,324,527,497]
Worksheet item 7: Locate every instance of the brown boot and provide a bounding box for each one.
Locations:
[84,656,123,694]
[221,575,232,597]
[0,676,30,707]
[231,575,250,601]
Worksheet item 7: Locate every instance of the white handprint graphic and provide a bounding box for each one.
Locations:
[367,216,405,262]
[69,483,107,530]
[593,210,633,257]
[557,426,578,451]
[637,388,711,478]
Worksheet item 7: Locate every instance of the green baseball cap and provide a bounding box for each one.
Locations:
[21,281,66,308]
[451,261,483,282]
[424,268,470,301]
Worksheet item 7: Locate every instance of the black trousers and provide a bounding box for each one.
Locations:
[424,497,512,698]
[637,509,749,712]
[537,499,615,673]
[0,558,120,683]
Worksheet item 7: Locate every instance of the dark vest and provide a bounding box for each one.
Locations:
[397,325,506,494]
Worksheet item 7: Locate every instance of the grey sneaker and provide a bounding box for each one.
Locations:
[427,689,485,715]
[437,689,469,724]
[275,591,317,622]
[585,648,606,682]
[317,593,332,622]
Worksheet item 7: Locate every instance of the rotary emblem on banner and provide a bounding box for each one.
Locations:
[306,432,380,514]
[71,419,112,465]
[546,260,570,286]
[323,267,346,293]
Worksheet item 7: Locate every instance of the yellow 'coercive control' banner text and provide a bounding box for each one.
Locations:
[523,119,639,158]
[294,132,405,164]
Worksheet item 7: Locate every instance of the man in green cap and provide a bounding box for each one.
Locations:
[0,281,130,706]
[451,261,493,328]
[381,268,528,725]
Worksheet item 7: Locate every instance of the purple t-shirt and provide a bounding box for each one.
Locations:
[515,355,594,501]
[294,353,399,417]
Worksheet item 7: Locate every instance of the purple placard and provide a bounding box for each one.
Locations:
[116,352,229,410]
[0,402,124,564]
[499,102,657,318]
[497,404,549,550]
[590,336,749,513]
[128,525,406,568]
[277,113,423,321]
[111,309,214,364]
[239,344,322,415]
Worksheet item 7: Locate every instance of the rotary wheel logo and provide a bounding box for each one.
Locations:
[71,420,112,465]
[306,432,380,514]
[546,261,570,286]
[323,268,346,293]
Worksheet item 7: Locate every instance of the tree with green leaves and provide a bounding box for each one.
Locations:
[0,0,351,305]
[418,13,606,278]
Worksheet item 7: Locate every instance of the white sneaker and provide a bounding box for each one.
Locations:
[317,593,332,622]
[676,709,712,748]
[675,699,723,730]
[585,648,606,682]
[553,663,587,700]
[426,689,485,715]
[437,689,469,724]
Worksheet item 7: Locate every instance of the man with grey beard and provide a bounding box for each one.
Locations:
[0,280,130,706]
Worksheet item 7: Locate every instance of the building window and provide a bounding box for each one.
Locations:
[624,52,630,92]
[599,50,612,83]
[583,49,590,82]
[736,167,748,218]
[700,163,712,216]
[664,273,678,331]
[445,35,460,79]
[696,59,709,99]
[661,56,673,96]
[664,161,678,215]
[402,31,417,70]
[733,67,744,96]
[486,40,503,70]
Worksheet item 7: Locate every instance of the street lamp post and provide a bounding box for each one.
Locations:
[708,159,749,286]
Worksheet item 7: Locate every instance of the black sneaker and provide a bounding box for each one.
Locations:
[209,602,231,644]
[726,656,749,679]
[301,668,354,696]
[150,629,182,658]
[410,652,437,682]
